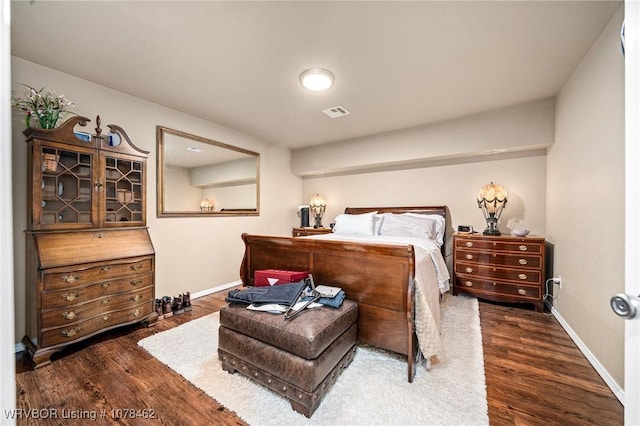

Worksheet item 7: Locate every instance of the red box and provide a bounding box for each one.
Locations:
[254,269,309,286]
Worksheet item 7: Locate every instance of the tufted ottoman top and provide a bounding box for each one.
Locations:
[220,299,357,360]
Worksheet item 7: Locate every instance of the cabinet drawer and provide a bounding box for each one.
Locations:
[41,287,153,328]
[455,238,542,254]
[455,262,540,284]
[454,250,542,269]
[41,301,154,348]
[454,276,541,299]
[43,258,152,290]
[42,273,153,309]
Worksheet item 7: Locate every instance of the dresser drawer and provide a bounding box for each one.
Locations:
[454,276,541,299]
[454,250,542,269]
[455,262,540,284]
[41,286,153,328]
[43,257,152,290]
[42,272,153,309]
[455,238,542,254]
[41,301,154,348]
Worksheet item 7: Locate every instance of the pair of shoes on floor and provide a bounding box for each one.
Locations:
[155,296,174,320]
[172,292,192,315]
[155,292,191,319]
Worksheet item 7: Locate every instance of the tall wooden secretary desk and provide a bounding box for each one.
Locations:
[22,116,158,368]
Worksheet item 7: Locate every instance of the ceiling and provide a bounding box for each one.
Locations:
[10,1,622,150]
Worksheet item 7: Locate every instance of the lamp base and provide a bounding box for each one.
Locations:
[483,215,500,236]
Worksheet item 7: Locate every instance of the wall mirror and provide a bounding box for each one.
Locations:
[157,126,259,217]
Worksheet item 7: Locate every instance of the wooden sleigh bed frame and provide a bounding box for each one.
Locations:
[239,205,447,382]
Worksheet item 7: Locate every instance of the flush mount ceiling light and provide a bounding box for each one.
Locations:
[299,68,335,91]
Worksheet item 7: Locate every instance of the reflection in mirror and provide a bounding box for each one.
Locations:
[157,126,259,217]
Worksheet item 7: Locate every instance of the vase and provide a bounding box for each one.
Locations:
[37,111,61,129]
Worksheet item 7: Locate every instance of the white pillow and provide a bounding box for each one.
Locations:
[379,213,445,245]
[404,213,446,246]
[373,213,385,235]
[333,211,377,235]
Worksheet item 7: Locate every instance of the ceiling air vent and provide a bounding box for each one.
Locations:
[322,106,350,119]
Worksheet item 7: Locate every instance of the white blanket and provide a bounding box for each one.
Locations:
[302,233,450,361]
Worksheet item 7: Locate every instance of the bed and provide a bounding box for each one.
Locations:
[239,206,450,382]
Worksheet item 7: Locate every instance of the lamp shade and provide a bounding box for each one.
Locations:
[477,183,508,213]
[200,198,214,212]
[309,193,326,209]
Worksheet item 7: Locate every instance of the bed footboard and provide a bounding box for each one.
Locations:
[239,233,419,382]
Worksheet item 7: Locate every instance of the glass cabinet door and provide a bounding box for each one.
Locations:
[102,154,145,226]
[39,145,96,228]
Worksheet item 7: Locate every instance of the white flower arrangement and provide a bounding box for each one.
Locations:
[11,84,75,129]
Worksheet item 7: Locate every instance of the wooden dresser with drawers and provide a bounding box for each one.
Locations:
[453,233,547,312]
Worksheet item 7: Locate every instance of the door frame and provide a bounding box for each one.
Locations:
[624,1,640,424]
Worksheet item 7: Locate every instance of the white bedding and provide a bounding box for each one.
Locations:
[301,232,451,362]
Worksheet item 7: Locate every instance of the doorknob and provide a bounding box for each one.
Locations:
[610,293,640,319]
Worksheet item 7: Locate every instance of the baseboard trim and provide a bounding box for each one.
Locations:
[190,280,241,300]
[546,300,625,406]
[13,280,243,354]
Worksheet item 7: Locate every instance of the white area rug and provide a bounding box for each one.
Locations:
[138,293,488,425]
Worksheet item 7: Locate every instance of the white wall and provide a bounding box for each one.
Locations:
[164,165,202,211]
[296,101,552,260]
[548,7,625,389]
[10,57,302,341]
[292,99,554,176]
[303,155,546,252]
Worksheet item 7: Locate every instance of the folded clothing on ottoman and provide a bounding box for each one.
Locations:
[218,299,358,417]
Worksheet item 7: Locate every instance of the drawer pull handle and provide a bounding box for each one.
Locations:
[464,281,473,287]
[519,245,528,251]
[465,254,473,260]
[95,232,105,238]
[518,274,527,280]
[131,294,142,302]
[62,310,79,320]
[517,289,527,295]
[131,264,143,272]
[132,309,141,317]
[465,267,473,273]
[519,259,528,265]
[62,274,80,284]
[102,298,110,304]
[465,242,473,247]
[62,327,80,338]
[130,279,143,286]
[101,266,111,272]
[102,282,111,288]
[62,292,80,302]
[102,314,110,321]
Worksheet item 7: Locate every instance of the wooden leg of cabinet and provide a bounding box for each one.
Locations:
[145,312,159,327]
[22,336,55,369]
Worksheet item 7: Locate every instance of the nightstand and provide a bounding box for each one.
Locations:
[453,233,547,312]
[292,227,333,237]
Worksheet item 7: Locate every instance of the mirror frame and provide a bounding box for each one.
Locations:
[156,126,260,217]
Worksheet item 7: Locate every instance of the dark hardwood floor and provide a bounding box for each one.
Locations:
[480,302,623,425]
[14,290,623,425]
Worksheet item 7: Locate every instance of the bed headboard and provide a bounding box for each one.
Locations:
[344,206,448,255]
[344,205,446,218]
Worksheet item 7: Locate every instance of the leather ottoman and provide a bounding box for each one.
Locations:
[218,299,358,417]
